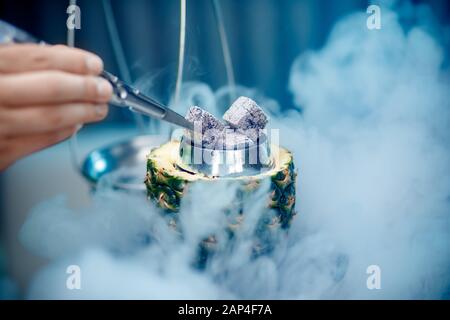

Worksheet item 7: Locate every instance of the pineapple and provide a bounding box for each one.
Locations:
[144,140,297,266]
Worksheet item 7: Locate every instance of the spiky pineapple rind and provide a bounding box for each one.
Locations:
[145,141,296,217]
[145,141,297,266]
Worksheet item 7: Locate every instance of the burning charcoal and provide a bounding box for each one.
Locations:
[223,97,268,138]
[185,105,204,123]
[240,128,266,145]
[185,106,225,148]
[186,106,225,132]
[203,127,224,149]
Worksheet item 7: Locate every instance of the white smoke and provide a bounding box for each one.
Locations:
[20,2,450,299]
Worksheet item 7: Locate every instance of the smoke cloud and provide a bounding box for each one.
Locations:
[20,2,450,299]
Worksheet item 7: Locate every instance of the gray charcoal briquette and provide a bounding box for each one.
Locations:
[223,97,268,131]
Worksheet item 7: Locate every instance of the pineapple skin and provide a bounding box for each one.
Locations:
[144,140,297,264]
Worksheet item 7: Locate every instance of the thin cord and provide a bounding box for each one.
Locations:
[101,0,146,131]
[174,0,186,106]
[101,0,131,83]
[66,0,76,47]
[212,0,236,103]
[67,0,82,173]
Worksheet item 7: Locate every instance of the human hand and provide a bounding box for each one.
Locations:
[0,44,113,170]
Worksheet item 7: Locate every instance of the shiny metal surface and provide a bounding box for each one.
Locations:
[0,20,193,132]
[101,70,194,131]
[82,133,273,191]
[81,135,165,191]
[178,135,273,177]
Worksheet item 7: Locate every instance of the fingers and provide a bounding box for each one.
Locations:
[0,71,112,106]
[0,44,103,75]
[0,44,111,171]
[0,103,108,137]
[0,126,76,171]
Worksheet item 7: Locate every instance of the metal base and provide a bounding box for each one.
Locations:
[81,134,274,192]
[81,135,165,191]
[178,134,273,177]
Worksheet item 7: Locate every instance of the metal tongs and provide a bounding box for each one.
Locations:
[0,19,194,131]
[100,70,193,130]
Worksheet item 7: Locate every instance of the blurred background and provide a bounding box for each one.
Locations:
[1,0,448,114]
[0,0,449,298]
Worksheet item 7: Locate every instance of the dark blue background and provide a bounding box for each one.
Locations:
[0,0,449,119]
